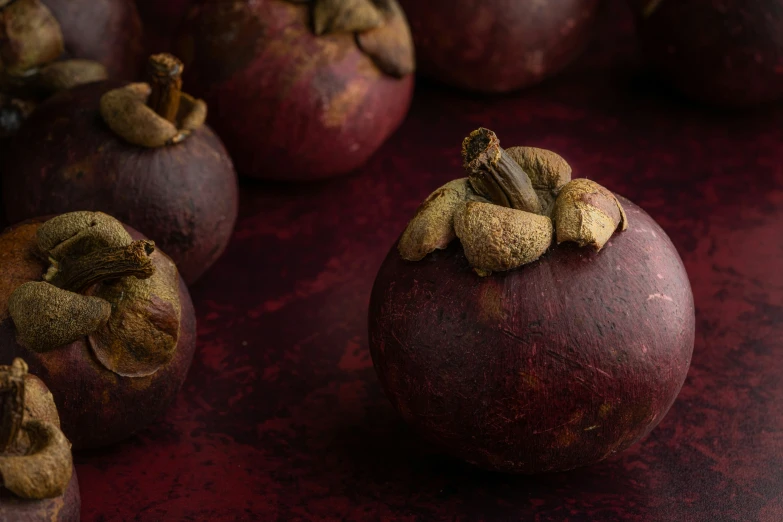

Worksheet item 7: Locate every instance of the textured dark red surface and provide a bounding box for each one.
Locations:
[68,3,783,521]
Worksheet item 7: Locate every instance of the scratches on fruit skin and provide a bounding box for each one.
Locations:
[647,293,674,302]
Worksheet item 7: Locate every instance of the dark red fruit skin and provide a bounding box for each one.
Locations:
[633,0,783,106]
[398,0,599,93]
[0,470,80,521]
[43,0,144,80]
[0,220,198,450]
[174,0,414,180]
[369,197,695,473]
[2,80,239,285]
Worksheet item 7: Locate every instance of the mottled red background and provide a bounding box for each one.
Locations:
[72,2,783,521]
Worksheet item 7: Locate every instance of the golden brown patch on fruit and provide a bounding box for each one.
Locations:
[477,281,506,323]
[322,78,370,128]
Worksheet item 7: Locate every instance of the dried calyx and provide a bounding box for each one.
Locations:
[0,0,107,120]
[100,53,207,148]
[399,128,627,276]
[283,0,415,78]
[8,211,182,377]
[0,358,72,500]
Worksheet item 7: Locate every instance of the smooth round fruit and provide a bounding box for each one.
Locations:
[3,80,239,285]
[398,0,599,93]
[0,218,197,450]
[369,197,695,473]
[175,0,414,180]
[634,0,783,106]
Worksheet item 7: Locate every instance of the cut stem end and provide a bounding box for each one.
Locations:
[147,53,183,123]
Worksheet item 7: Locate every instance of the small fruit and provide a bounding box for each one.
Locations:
[174,0,415,180]
[398,0,600,93]
[0,211,197,449]
[3,54,239,284]
[0,358,80,521]
[369,128,695,473]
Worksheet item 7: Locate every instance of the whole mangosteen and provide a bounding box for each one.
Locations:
[369,128,695,473]
[0,211,197,449]
[0,358,80,521]
[174,0,415,180]
[3,53,239,284]
[397,0,600,93]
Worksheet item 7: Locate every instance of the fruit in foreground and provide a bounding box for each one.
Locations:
[0,212,197,449]
[0,358,80,521]
[369,128,695,473]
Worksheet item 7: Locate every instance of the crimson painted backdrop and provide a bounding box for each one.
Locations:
[71,2,783,520]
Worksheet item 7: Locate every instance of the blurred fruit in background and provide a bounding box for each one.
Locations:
[398,0,600,93]
[632,0,783,106]
[174,0,415,180]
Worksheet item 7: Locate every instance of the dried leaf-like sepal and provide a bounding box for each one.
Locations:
[506,146,572,216]
[0,0,63,76]
[0,420,72,500]
[8,282,111,352]
[100,82,207,148]
[554,178,628,251]
[312,0,384,35]
[356,0,415,77]
[37,211,132,260]
[454,201,553,275]
[88,250,182,377]
[22,375,60,428]
[398,178,471,261]
[36,59,108,94]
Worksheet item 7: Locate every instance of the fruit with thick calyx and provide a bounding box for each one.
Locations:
[397,0,600,93]
[3,53,239,285]
[369,128,695,473]
[0,211,197,449]
[0,358,80,521]
[632,0,783,106]
[174,0,415,180]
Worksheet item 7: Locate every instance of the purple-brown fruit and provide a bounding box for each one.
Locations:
[0,211,197,450]
[397,0,600,93]
[42,0,144,80]
[633,0,783,106]
[368,129,695,473]
[174,0,415,180]
[0,358,80,520]
[3,54,239,284]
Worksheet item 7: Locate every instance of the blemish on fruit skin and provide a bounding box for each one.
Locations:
[598,403,612,418]
[647,293,673,302]
[556,428,577,447]
[478,282,506,323]
[519,371,540,390]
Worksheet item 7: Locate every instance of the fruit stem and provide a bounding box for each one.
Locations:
[0,359,27,454]
[47,240,156,293]
[462,128,542,215]
[147,53,183,123]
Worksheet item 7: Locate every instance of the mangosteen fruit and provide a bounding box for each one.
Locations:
[174,0,415,180]
[633,0,783,106]
[0,211,197,449]
[397,0,600,93]
[369,128,695,473]
[0,358,80,521]
[3,53,239,284]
